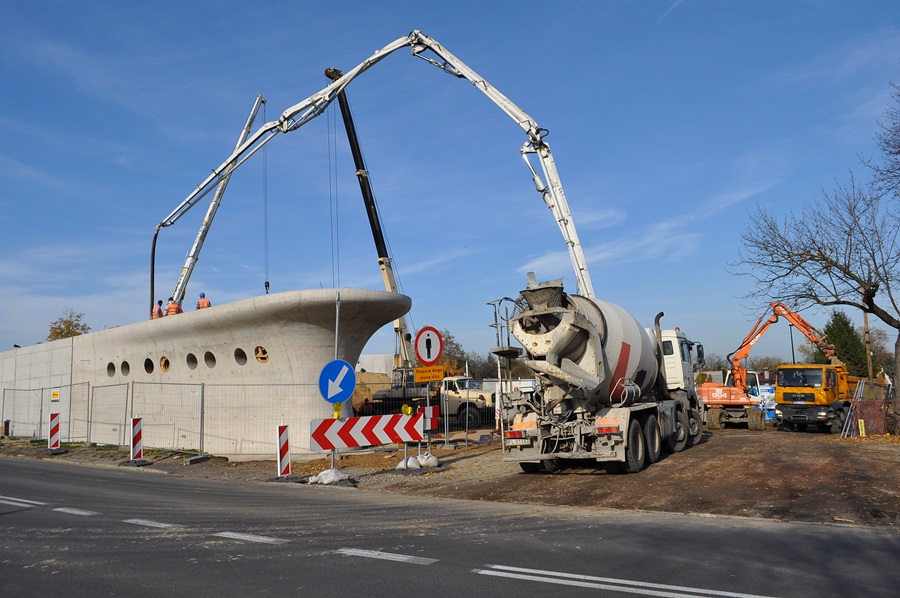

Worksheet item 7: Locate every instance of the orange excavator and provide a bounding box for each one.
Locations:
[699,302,836,430]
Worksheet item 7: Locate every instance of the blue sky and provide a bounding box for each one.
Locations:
[1,1,898,364]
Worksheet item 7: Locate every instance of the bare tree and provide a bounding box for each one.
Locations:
[735,176,900,380]
[735,82,900,381]
[866,82,900,198]
[48,309,91,341]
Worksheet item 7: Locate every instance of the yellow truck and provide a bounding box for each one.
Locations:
[773,363,860,433]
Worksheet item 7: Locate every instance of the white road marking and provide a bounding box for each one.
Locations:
[336,548,438,565]
[0,495,47,508]
[53,507,99,516]
[214,531,288,545]
[474,565,780,598]
[123,518,185,529]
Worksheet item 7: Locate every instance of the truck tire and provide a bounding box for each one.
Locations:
[664,408,689,453]
[539,458,562,473]
[829,410,845,435]
[602,462,624,474]
[642,413,662,465]
[457,405,480,430]
[623,418,646,473]
[706,407,723,430]
[519,462,541,473]
[687,408,703,446]
[748,408,766,431]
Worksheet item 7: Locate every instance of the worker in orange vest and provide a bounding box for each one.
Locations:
[196,292,211,310]
[165,297,183,316]
[151,300,164,319]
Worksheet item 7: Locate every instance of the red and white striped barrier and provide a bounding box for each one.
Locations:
[310,413,424,451]
[131,417,143,461]
[48,412,60,449]
[277,424,291,477]
[417,406,440,431]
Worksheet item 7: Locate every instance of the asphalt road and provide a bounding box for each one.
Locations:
[1,457,898,597]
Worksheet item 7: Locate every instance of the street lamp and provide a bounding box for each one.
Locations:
[788,324,796,364]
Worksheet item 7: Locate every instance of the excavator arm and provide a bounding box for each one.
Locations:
[727,312,780,391]
[726,302,841,389]
[770,303,840,364]
[152,30,595,308]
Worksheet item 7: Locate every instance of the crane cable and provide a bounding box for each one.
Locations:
[262,100,270,294]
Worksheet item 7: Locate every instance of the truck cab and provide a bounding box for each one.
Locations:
[658,329,703,395]
[442,376,490,429]
[774,363,855,433]
[370,367,430,413]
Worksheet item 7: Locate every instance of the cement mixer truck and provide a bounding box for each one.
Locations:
[503,274,705,473]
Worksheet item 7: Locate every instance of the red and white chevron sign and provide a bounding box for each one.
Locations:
[309,414,425,451]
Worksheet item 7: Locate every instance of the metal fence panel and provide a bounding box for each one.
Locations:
[132,382,203,454]
[844,380,894,437]
[5,381,359,456]
[203,384,320,456]
[89,384,129,446]
[67,382,90,442]
[4,388,43,438]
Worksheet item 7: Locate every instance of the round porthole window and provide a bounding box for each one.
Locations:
[144,358,154,374]
[255,346,268,364]
[186,353,198,370]
[160,356,171,372]
[204,351,216,368]
[234,348,248,366]
[120,361,130,376]
[107,362,116,377]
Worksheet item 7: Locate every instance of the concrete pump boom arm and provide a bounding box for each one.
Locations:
[154,30,595,305]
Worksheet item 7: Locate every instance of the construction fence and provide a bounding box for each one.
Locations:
[1,381,324,457]
[841,380,897,437]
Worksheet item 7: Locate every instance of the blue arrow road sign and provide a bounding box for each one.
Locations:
[319,359,356,404]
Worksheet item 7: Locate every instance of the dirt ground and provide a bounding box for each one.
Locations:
[2,426,898,527]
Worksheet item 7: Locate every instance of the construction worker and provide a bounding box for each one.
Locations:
[151,300,164,319]
[196,292,211,310]
[165,297,183,316]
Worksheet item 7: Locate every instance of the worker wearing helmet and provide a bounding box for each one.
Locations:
[165,297,183,316]
[197,292,211,310]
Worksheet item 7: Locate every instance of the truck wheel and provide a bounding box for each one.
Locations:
[642,413,661,465]
[623,419,646,473]
[519,462,541,473]
[664,409,688,453]
[539,458,562,473]
[603,462,624,474]
[748,408,765,431]
[706,407,723,430]
[687,408,703,445]
[829,410,845,435]
[457,406,480,430]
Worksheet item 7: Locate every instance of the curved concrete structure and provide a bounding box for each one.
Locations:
[0,288,411,456]
[78,288,410,385]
